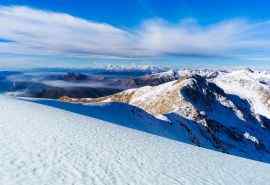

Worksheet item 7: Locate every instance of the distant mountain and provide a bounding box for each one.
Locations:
[3,69,178,98]
[60,69,270,163]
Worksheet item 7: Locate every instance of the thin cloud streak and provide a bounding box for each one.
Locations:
[0,6,269,60]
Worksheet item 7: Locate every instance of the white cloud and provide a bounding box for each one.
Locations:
[0,6,270,60]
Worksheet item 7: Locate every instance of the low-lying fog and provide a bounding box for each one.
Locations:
[0,67,174,99]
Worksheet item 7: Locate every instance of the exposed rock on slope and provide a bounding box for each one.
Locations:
[214,69,270,118]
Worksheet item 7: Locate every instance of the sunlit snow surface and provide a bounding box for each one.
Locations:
[0,96,269,185]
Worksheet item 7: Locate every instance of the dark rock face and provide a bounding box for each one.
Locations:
[180,75,225,110]
[259,115,270,130]
[174,75,270,162]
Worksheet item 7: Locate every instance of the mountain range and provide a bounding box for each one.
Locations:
[1,68,270,184]
[60,68,270,163]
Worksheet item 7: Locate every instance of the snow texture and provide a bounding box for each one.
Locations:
[0,96,270,185]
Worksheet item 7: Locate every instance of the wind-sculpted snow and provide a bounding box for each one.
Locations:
[0,96,270,185]
[60,69,270,163]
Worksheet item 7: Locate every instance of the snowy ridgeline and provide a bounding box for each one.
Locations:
[2,67,270,100]
[0,96,270,185]
[60,68,270,163]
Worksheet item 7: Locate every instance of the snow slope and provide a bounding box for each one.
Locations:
[0,96,270,185]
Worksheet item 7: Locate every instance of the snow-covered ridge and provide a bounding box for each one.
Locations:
[214,69,270,118]
[60,69,270,163]
[1,96,270,185]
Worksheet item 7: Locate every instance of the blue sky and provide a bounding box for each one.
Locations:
[0,0,270,69]
[1,0,270,27]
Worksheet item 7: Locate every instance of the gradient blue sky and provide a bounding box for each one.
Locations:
[0,0,270,69]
